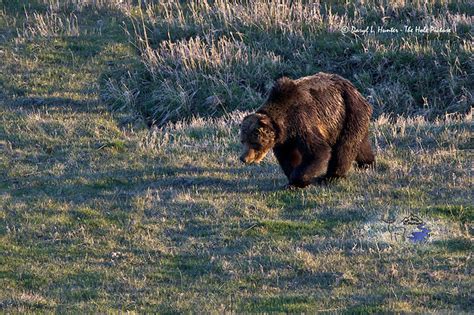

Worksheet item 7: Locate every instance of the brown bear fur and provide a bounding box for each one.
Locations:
[239,72,375,188]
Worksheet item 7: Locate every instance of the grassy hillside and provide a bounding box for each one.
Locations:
[1,0,473,312]
[102,0,473,125]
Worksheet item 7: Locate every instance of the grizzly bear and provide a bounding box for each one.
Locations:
[239,72,375,188]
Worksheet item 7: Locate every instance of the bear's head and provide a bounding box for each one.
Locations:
[239,113,276,164]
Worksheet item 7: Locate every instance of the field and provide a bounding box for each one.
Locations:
[1,0,473,312]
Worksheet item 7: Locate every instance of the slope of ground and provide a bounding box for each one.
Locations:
[0,0,472,312]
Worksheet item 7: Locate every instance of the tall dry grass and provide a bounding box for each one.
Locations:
[101,0,472,125]
[7,0,472,124]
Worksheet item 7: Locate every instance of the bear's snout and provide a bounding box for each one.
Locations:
[240,154,252,164]
[240,147,269,165]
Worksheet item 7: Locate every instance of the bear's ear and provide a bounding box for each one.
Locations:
[268,77,296,102]
[241,114,257,128]
[256,113,272,128]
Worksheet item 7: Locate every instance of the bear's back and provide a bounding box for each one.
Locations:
[294,73,347,144]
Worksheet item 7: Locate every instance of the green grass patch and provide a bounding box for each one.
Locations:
[344,304,388,314]
[426,205,474,223]
[240,295,314,312]
[432,238,472,253]
[245,219,334,238]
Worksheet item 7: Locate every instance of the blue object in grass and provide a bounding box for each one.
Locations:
[409,224,430,243]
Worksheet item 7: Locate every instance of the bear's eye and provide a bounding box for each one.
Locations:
[251,143,262,149]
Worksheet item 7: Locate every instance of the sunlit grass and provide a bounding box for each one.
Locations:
[0,0,472,312]
[104,0,472,124]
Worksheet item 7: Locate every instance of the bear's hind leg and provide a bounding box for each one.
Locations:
[326,112,370,179]
[326,141,359,179]
[355,133,375,169]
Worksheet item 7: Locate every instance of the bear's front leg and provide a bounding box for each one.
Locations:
[288,145,331,188]
[274,144,303,181]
